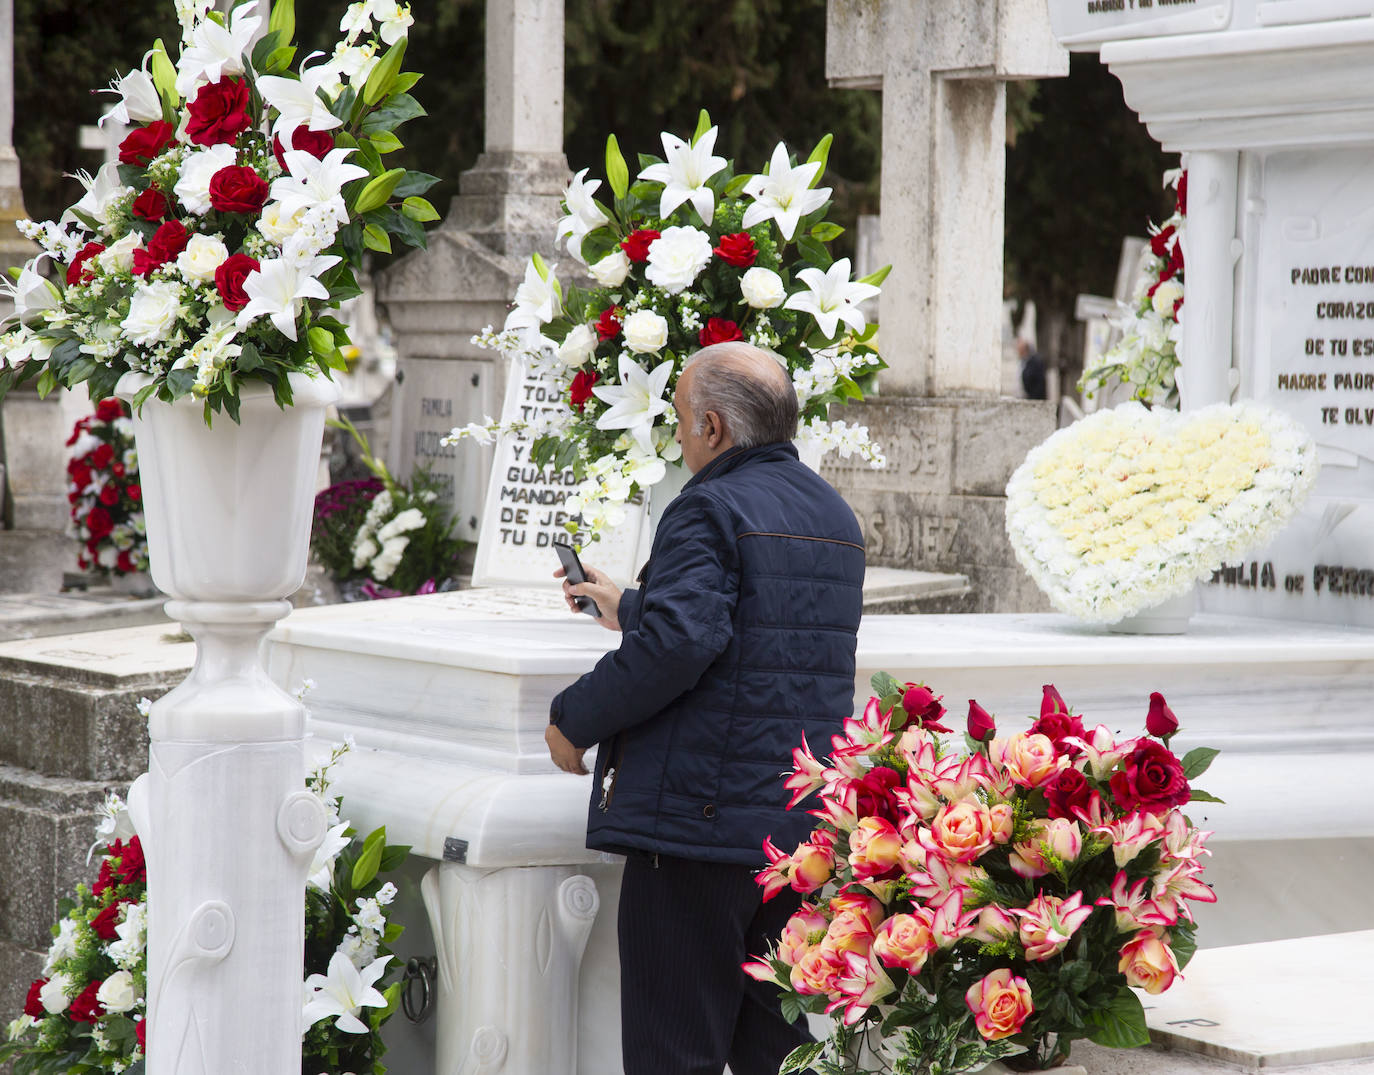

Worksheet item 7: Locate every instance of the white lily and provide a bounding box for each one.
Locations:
[555,169,609,265]
[258,54,347,139]
[271,148,369,224]
[174,0,262,97]
[301,951,392,1034]
[1,258,59,326]
[339,0,375,41]
[783,257,879,340]
[590,354,674,454]
[234,254,339,341]
[373,0,414,45]
[742,142,831,241]
[307,820,353,891]
[503,258,562,347]
[623,441,667,489]
[638,126,728,226]
[62,163,133,230]
[100,61,163,127]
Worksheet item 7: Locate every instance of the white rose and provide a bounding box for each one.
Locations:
[644,225,713,295]
[174,144,237,216]
[97,233,142,274]
[257,200,307,246]
[43,919,79,975]
[122,281,186,347]
[557,323,599,367]
[622,309,669,354]
[96,970,138,1014]
[588,248,631,287]
[175,234,229,284]
[39,974,72,1014]
[1151,278,1184,317]
[741,266,785,309]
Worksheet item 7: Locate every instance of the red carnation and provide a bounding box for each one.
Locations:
[620,229,660,263]
[215,253,260,312]
[132,187,169,222]
[273,127,336,172]
[24,979,46,1018]
[901,682,952,733]
[99,484,120,507]
[118,121,177,167]
[698,317,743,348]
[713,232,758,268]
[66,241,105,286]
[209,165,269,214]
[69,980,104,1024]
[1149,224,1175,259]
[86,507,113,539]
[967,700,996,742]
[1110,739,1190,814]
[569,369,599,412]
[186,76,252,147]
[595,307,621,342]
[90,443,114,469]
[91,898,133,940]
[96,398,125,422]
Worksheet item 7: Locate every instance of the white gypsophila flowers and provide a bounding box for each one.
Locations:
[1004,401,1318,624]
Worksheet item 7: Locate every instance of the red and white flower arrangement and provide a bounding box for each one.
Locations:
[447,111,888,539]
[0,0,435,423]
[1080,169,1186,409]
[66,400,149,579]
[746,675,1219,1074]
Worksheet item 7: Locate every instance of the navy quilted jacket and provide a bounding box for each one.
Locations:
[551,441,865,866]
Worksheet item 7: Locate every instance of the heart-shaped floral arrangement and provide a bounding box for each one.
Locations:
[1006,401,1318,623]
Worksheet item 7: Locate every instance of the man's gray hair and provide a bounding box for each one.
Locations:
[685,343,799,448]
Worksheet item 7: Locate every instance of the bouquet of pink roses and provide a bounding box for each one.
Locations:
[745,675,1219,1074]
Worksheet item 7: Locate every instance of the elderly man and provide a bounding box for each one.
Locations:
[545,342,865,1075]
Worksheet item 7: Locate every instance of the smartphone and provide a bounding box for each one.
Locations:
[553,541,601,618]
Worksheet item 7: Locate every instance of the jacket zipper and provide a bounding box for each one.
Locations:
[598,737,626,811]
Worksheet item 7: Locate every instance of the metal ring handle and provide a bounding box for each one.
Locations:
[401,955,437,1024]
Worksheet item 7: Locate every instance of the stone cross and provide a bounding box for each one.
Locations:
[826,0,1067,396]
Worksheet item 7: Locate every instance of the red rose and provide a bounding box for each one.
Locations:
[66,241,105,286]
[132,187,169,221]
[115,836,147,885]
[1044,767,1094,820]
[86,507,113,539]
[901,682,951,733]
[595,307,621,342]
[1110,740,1191,814]
[209,165,269,214]
[853,765,902,822]
[90,443,114,469]
[1176,171,1188,214]
[215,253,260,312]
[697,317,743,348]
[134,220,190,276]
[96,398,125,422]
[127,484,142,503]
[273,126,336,172]
[117,550,135,573]
[186,76,252,146]
[99,484,120,507]
[967,699,996,742]
[68,463,91,490]
[569,369,599,412]
[1040,684,1069,718]
[620,229,660,263]
[118,120,177,166]
[1149,224,1175,259]
[112,462,126,479]
[91,898,132,940]
[24,979,46,1018]
[69,980,104,1024]
[93,844,119,897]
[713,232,758,268]
[137,1018,146,1049]
[1146,691,1179,739]
[1030,685,1085,753]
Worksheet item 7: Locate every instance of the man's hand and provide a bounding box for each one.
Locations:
[554,564,623,631]
[545,723,589,775]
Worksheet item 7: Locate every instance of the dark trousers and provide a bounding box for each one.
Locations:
[618,852,812,1075]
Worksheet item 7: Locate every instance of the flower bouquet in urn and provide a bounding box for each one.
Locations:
[0,0,436,423]
[447,110,889,539]
[745,675,1220,1074]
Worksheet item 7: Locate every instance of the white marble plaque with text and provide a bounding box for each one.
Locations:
[1047,0,1232,47]
[470,358,649,590]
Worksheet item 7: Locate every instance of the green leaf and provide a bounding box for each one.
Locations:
[779,1041,825,1074]
[1085,988,1151,1049]
[795,235,831,270]
[363,37,407,107]
[394,170,440,198]
[806,133,833,187]
[392,71,423,94]
[132,382,158,410]
[859,264,892,288]
[1181,747,1220,780]
[870,670,902,698]
[1188,789,1225,804]
[361,93,426,133]
[35,368,57,397]
[238,341,262,374]
[351,828,387,889]
[810,221,844,242]
[268,0,295,43]
[353,168,406,215]
[401,196,440,222]
[369,130,404,154]
[1171,927,1198,970]
[362,223,392,253]
[378,844,410,872]
[723,173,751,198]
[308,326,336,357]
[263,44,296,75]
[605,134,630,200]
[691,108,712,145]
[249,28,285,74]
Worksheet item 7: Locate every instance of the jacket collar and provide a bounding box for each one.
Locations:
[683,441,799,490]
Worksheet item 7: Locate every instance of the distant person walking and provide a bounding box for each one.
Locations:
[1018,336,1047,400]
